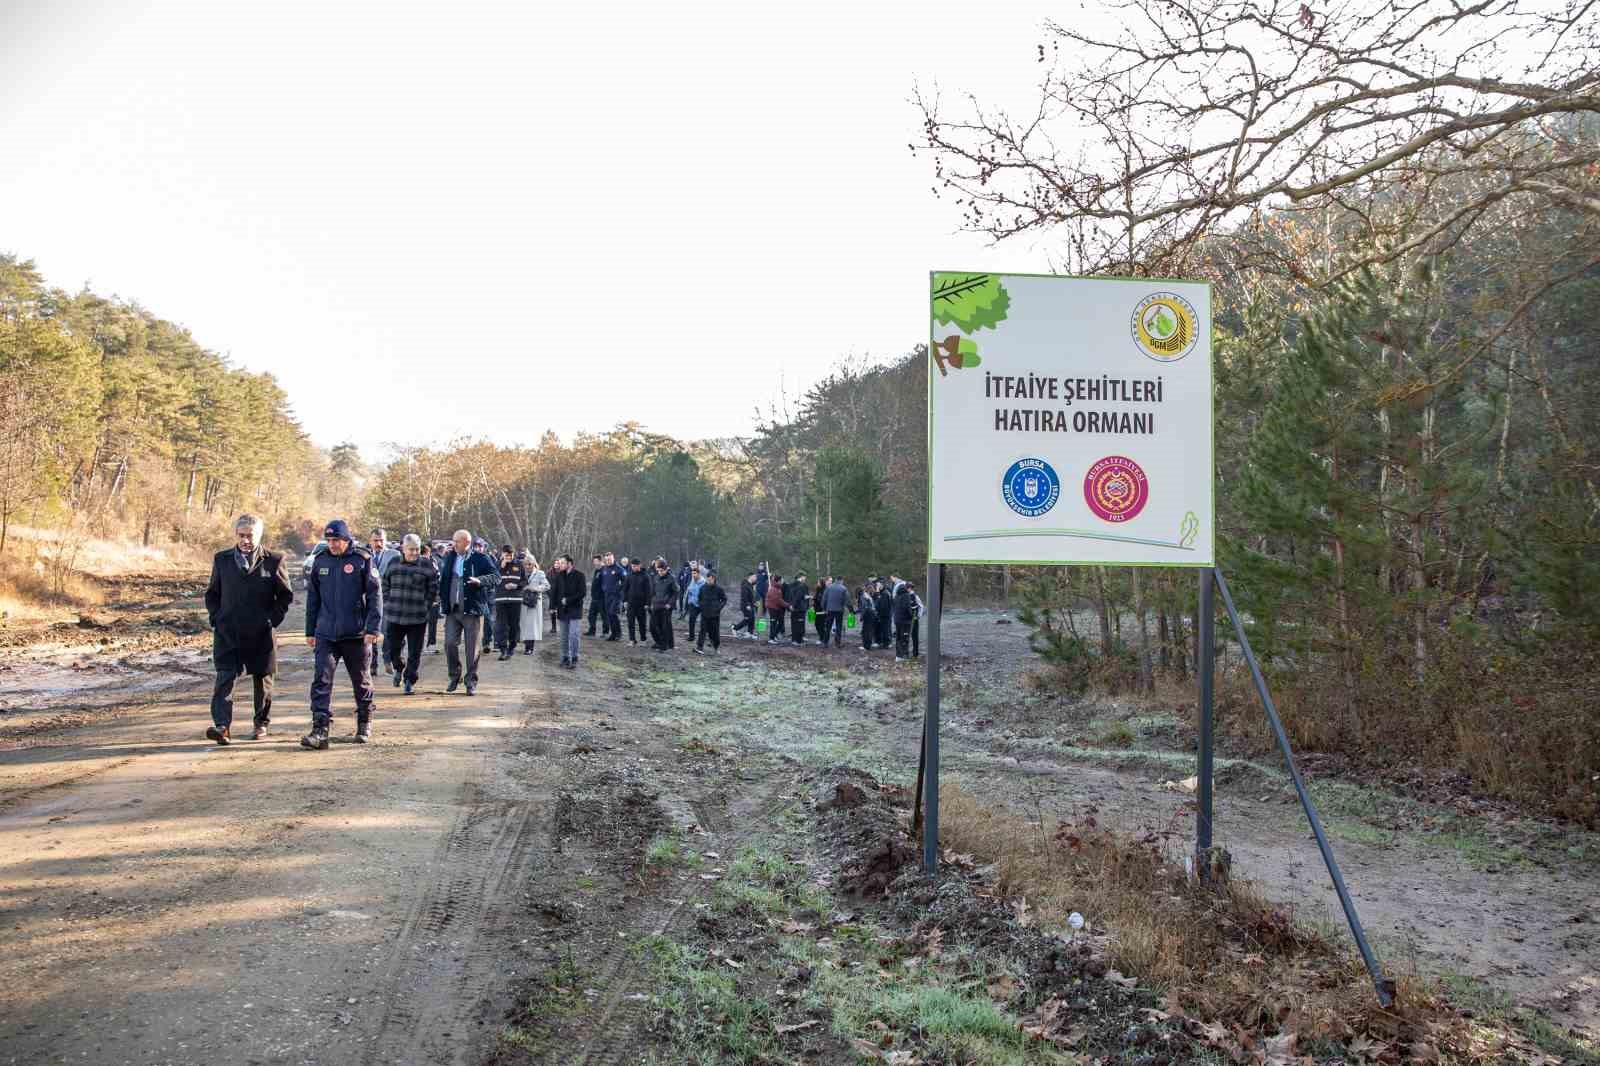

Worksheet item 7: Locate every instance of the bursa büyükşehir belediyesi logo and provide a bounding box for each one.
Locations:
[1002,458,1061,518]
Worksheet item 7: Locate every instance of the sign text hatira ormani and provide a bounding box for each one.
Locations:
[985,372,1165,435]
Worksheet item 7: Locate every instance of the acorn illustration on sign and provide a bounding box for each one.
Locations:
[931,272,1010,377]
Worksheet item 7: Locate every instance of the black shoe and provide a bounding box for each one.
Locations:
[252,721,269,740]
[392,670,402,687]
[524,646,534,655]
[300,725,330,750]
[205,724,231,746]
[465,684,476,696]
[559,658,569,667]
[694,647,704,655]
[355,721,372,744]
[447,678,460,693]
[403,680,414,695]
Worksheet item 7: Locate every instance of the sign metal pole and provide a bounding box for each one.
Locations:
[1196,566,1216,867]
[920,562,944,874]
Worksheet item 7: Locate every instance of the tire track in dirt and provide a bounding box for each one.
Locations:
[558,775,797,1066]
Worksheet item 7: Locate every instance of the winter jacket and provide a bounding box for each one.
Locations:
[437,549,499,616]
[494,560,529,605]
[650,571,679,610]
[764,583,786,612]
[786,580,810,613]
[599,563,625,601]
[755,564,769,605]
[739,581,756,612]
[821,582,850,613]
[206,547,293,676]
[551,568,588,621]
[624,569,652,606]
[857,588,877,617]
[306,547,382,641]
[893,586,916,625]
[677,565,691,593]
[875,589,893,620]
[686,577,705,607]
[698,582,728,616]
[382,555,440,627]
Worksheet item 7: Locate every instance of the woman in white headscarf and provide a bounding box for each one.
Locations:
[519,553,550,652]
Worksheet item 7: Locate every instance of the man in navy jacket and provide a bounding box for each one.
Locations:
[302,519,382,749]
[437,529,498,695]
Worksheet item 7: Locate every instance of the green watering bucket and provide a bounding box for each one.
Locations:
[806,607,817,625]
[846,614,858,629]
[756,618,768,634]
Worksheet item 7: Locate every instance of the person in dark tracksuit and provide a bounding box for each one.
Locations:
[493,545,527,659]
[731,572,757,638]
[383,535,438,694]
[787,571,810,644]
[599,552,625,640]
[302,519,382,749]
[874,582,893,650]
[204,514,293,744]
[893,580,916,661]
[650,559,679,651]
[695,571,727,654]
[856,580,878,650]
[623,559,651,645]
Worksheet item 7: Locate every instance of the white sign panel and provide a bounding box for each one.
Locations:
[928,272,1213,566]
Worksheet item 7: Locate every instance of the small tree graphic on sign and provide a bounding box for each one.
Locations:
[931,273,1010,377]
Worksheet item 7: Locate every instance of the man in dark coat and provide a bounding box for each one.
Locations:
[893,580,917,661]
[623,558,652,645]
[649,558,679,652]
[204,514,293,744]
[732,571,757,638]
[874,581,893,649]
[585,554,605,636]
[438,529,497,695]
[302,519,382,749]
[695,570,728,654]
[550,554,587,668]
[787,571,810,645]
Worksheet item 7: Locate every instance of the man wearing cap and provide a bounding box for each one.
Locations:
[203,514,294,744]
[302,519,382,749]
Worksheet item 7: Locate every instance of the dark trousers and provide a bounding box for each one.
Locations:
[790,610,806,643]
[604,595,621,638]
[587,596,604,635]
[311,638,374,724]
[877,614,892,648]
[494,602,521,650]
[697,613,721,650]
[824,610,844,646]
[426,610,438,646]
[387,622,426,683]
[861,614,876,649]
[211,668,272,728]
[650,607,675,649]
[767,607,785,641]
[627,602,648,641]
[733,606,755,633]
[686,604,701,642]
[895,625,911,658]
[911,619,921,657]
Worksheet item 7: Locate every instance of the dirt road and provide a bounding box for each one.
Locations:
[1,595,567,1066]
[3,599,1597,1064]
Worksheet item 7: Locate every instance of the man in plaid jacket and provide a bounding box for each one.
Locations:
[381,534,438,695]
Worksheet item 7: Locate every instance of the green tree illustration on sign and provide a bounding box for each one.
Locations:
[931,273,1010,376]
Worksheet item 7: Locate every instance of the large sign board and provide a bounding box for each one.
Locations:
[928,272,1213,566]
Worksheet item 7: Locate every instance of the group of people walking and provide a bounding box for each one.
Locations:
[203,514,926,751]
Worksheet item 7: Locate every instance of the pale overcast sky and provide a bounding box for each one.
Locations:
[1,2,1079,456]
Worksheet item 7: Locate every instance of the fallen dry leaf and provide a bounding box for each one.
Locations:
[776,1019,819,1035]
[1104,970,1137,989]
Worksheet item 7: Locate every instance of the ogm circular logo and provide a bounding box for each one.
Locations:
[1084,456,1149,523]
[1002,458,1061,518]
[343,563,355,574]
[1131,292,1198,362]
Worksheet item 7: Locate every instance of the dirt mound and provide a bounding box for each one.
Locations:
[812,767,918,897]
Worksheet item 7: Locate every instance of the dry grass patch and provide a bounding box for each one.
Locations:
[936,783,1550,1063]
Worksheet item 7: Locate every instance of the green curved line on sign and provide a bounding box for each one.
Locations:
[944,528,1195,550]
